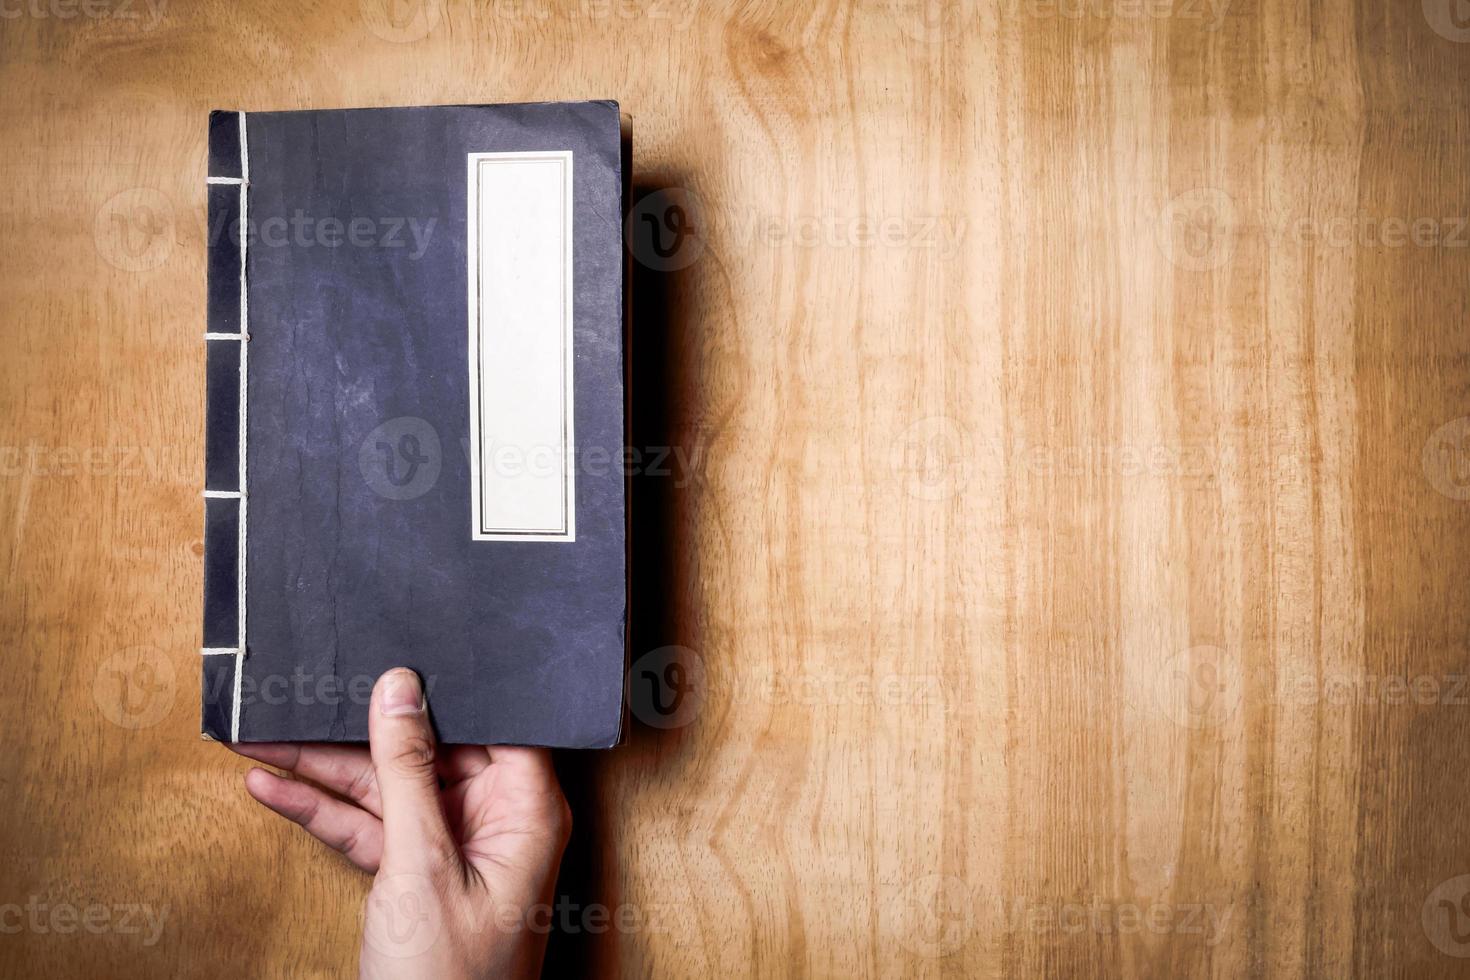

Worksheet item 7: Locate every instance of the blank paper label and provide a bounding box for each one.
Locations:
[467,151,575,541]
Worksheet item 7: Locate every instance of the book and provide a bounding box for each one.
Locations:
[201,101,628,748]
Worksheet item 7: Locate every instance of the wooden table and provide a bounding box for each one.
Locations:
[4,0,1470,975]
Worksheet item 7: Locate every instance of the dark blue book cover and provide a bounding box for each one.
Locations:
[201,102,628,748]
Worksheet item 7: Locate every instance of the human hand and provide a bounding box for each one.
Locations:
[230,668,572,980]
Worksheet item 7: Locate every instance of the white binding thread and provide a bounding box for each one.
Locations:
[232,108,249,742]
[202,113,252,739]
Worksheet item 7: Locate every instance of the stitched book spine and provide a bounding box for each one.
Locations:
[201,109,248,741]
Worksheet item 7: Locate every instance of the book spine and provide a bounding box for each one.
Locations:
[201,109,249,741]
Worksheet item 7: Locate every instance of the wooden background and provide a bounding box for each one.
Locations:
[3,0,1470,975]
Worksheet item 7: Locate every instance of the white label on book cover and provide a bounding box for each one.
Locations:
[467,151,575,542]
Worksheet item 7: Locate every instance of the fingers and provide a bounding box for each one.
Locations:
[368,668,458,875]
[231,742,383,816]
[244,768,384,873]
[230,743,491,815]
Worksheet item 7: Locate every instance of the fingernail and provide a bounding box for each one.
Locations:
[379,669,424,716]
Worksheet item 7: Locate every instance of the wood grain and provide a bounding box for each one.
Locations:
[3,0,1469,976]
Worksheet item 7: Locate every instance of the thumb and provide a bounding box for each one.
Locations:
[369,668,456,874]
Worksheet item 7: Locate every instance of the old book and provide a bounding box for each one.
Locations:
[201,101,628,747]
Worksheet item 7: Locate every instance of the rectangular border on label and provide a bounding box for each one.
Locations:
[467,150,576,542]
